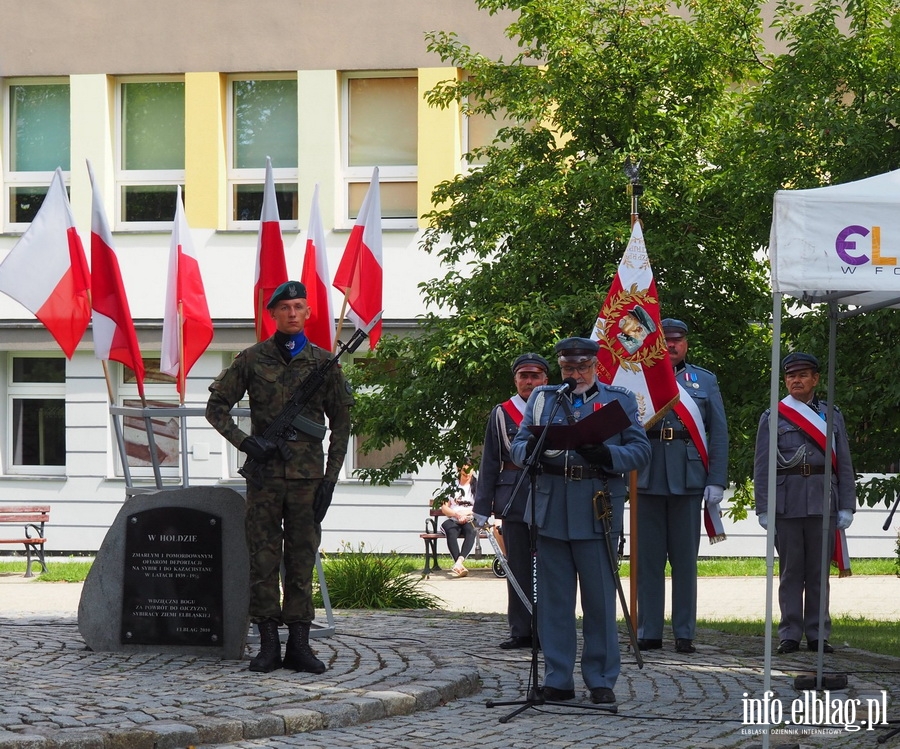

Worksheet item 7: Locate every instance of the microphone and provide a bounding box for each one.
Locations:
[554,378,577,395]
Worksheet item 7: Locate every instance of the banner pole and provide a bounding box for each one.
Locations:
[625,158,643,634]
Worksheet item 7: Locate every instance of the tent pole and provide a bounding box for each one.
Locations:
[814,303,840,684]
[762,291,784,749]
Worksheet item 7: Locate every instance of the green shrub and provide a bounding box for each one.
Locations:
[313,543,442,609]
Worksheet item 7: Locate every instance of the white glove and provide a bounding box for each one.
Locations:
[703,485,725,506]
[836,509,853,530]
[757,512,768,530]
[473,513,490,529]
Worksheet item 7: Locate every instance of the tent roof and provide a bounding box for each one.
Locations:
[769,169,900,310]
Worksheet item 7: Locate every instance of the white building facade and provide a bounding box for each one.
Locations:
[0,0,893,558]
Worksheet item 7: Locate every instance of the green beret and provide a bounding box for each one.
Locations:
[267,281,307,308]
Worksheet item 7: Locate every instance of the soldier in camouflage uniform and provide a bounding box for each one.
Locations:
[206,280,354,674]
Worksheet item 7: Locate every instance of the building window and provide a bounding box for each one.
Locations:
[3,79,70,228]
[342,73,418,228]
[228,76,298,227]
[464,107,520,168]
[6,356,66,474]
[117,79,185,225]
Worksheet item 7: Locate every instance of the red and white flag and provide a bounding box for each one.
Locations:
[160,186,213,396]
[253,156,289,341]
[0,168,91,359]
[591,222,678,427]
[87,161,145,398]
[300,184,335,350]
[333,167,383,348]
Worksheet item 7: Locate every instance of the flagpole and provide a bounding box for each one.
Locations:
[624,157,643,634]
[333,292,352,353]
[177,301,186,406]
[256,288,265,341]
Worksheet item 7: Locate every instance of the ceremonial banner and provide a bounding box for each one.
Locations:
[0,168,91,358]
[591,222,678,428]
[300,184,335,350]
[253,157,289,341]
[88,161,145,397]
[333,167,383,348]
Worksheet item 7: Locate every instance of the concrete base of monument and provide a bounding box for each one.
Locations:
[78,486,250,660]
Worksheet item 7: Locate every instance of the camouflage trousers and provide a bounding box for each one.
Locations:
[246,476,321,624]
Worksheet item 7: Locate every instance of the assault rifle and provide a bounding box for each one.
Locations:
[238,312,381,490]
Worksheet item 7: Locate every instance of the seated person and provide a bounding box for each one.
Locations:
[441,463,477,577]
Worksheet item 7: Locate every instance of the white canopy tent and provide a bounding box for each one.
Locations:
[762,169,900,743]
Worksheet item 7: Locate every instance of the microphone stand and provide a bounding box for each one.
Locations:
[486,385,618,722]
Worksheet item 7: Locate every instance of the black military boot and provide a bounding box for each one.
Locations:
[283,621,326,674]
[249,619,283,673]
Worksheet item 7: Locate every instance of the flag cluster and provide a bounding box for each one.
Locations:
[0,163,384,396]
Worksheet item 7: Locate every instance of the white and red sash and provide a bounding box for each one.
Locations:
[501,398,524,427]
[777,395,850,576]
[673,382,725,543]
[496,396,526,455]
[777,395,838,471]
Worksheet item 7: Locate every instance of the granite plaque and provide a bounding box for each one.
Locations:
[121,506,224,646]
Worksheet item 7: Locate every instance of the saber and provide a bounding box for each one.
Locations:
[479,521,532,615]
[594,489,643,668]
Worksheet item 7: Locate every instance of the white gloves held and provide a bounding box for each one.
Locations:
[756,511,852,531]
[836,509,854,530]
[703,485,725,506]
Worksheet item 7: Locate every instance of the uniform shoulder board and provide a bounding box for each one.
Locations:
[603,383,631,394]
[689,364,714,376]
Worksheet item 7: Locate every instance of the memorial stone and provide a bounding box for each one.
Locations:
[79,486,249,659]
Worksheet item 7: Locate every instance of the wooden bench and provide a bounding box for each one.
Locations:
[0,505,50,578]
[419,507,493,576]
[419,508,445,575]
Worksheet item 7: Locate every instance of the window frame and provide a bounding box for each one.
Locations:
[2,77,71,232]
[4,354,67,477]
[114,75,186,229]
[225,73,299,230]
[340,71,418,230]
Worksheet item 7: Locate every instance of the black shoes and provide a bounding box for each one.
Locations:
[675,638,696,654]
[499,636,534,650]
[540,686,576,701]
[637,638,662,651]
[777,639,800,654]
[590,687,616,704]
[807,640,834,653]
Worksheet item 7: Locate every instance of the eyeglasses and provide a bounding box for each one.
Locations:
[559,361,596,376]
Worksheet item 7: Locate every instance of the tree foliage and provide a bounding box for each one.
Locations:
[349,0,900,509]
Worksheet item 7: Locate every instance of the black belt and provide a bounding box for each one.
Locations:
[502,461,520,472]
[777,464,825,476]
[659,428,691,440]
[540,463,605,480]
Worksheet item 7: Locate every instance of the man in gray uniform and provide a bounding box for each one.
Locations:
[510,337,650,706]
[474,352,550,650]
[636,318,728,654]
[754,352,855,654]
[206,281,354,674]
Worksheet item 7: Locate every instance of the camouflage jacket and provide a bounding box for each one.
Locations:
[206,337,354,481]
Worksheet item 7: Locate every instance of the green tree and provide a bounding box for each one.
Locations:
[717,0,900,506]
[350,0,900,511]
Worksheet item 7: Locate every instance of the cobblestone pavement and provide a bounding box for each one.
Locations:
[1,609,898,749]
